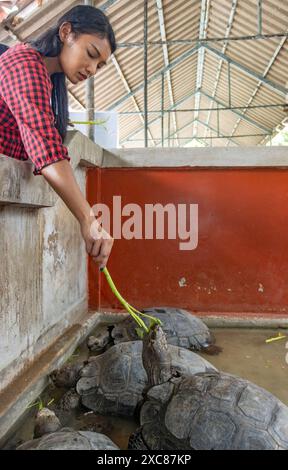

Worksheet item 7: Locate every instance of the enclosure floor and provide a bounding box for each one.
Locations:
[199,328,288,405]
[3,327,288,449]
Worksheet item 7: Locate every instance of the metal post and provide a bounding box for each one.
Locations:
[117,32,288,48]
[127,133,270,142]
[228,60,232,107]
[115,102,285,115]
[144,0,148,147]
[217,105,220,137]
[86,80,95,142]
[85,0,95,141]
[161,72,165,147]
[258,0,263,35]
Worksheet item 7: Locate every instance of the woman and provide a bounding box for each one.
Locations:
[0,5,115,269]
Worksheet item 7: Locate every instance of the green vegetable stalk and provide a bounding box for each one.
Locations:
[101,267,162,337]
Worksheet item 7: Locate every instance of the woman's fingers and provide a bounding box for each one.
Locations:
[92,237,114,269]
[91,239,102,258]
[85,238,94,255]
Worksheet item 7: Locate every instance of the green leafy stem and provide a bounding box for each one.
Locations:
[101,267,162,338]
[26,398,54,411]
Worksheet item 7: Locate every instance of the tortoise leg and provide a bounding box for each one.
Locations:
[202,343,223,355]
[128,428,148,450]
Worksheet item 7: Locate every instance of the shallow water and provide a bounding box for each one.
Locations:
[199,327,288,406]
[4,399,138,450]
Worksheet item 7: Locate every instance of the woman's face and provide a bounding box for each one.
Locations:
[59,22,112,84]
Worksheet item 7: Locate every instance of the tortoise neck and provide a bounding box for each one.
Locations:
[142,326,173,388]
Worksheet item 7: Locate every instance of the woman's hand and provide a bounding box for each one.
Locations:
[80,217,114,270]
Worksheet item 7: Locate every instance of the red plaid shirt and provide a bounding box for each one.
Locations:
[0,43,70,176]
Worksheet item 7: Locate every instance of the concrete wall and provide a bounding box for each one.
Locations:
[87,147,288,318]
[0,131,102,394]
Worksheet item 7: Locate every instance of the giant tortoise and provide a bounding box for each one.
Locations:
[128,325,288,450]
[17,408,119,451]
[51,340,216,418]
[88,307,222,355]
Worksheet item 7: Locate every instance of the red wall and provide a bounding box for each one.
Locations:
[87,167,288,317]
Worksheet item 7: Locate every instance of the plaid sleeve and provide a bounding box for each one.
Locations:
[0,57,70,175]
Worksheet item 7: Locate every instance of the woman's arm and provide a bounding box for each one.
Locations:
[41,160,113,269]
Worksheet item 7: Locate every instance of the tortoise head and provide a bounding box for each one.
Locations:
[142,324,173,388]
[87,331,111,352]
[34,408,61,438]
[50,362,83,388]
[148,324,169,348]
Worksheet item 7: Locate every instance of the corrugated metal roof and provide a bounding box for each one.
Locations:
[0,0,287,148]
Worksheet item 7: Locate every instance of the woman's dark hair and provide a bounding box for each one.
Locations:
[1,6,116,141]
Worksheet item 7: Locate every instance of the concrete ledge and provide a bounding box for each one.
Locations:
[0,309,128,447]
[0,131,102,208]
[199,315,288,329]
[102,147,288,168]
[65,130,103,169]
[0,155,56,207]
